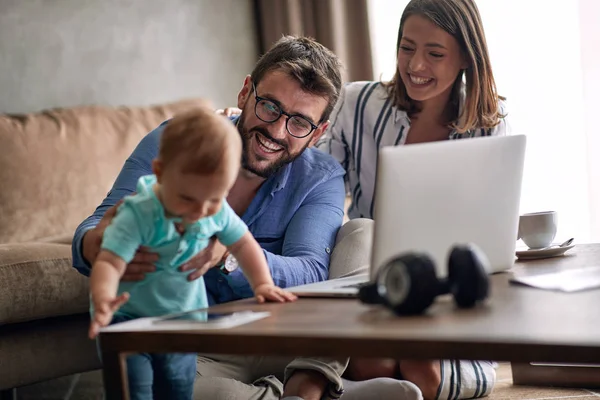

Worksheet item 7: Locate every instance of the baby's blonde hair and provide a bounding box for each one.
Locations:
[159,107,241,176]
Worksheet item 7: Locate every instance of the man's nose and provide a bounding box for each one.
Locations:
[268,116,288,140]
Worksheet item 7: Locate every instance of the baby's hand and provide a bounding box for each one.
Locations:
[253,284,297,303]
[88,292,130,339]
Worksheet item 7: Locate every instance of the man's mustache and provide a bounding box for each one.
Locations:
[249,127,288,152]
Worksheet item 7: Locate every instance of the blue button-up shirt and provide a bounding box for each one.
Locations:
[72,118,346,305]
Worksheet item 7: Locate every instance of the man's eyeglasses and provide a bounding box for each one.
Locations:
[252,82,318,139]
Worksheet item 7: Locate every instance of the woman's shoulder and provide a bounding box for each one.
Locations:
[338,81,390,114]
[466,98,510,138]
[493,98,510,136]
[497,98,508,116]
[341,81,388,101]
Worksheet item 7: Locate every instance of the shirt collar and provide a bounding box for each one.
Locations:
[269,162,291,194]
[394,108,410,124]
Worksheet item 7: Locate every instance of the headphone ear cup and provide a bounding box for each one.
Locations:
[381,254,439,315]
[358,281,384,305]
[358,261,397,306]
[448,244,490,308]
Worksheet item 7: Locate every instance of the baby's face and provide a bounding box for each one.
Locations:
[159,166,236,224]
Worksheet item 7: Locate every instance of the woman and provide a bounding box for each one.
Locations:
[316,0,504,399]
[318,0,507,221]
[219,1,502,398]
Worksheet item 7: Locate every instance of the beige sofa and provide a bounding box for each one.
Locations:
[0,98,207,394]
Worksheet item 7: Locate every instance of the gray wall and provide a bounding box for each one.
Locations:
[0,0,258,113]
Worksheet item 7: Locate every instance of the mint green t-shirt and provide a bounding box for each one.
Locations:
[99,175,248,319]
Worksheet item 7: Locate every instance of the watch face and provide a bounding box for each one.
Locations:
[224,255,239,273]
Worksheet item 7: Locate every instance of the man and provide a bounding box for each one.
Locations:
[72,36,353,400]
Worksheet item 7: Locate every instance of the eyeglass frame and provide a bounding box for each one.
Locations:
[251,82,320,139]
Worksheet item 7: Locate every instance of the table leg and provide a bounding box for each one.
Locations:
[102,350,129,400]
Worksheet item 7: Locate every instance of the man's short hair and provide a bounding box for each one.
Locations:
[159,107,241,175]
[251,35,343,123]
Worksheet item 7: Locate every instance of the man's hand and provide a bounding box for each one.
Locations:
[82,200,158,281]
[253,284,297,303]
[179,237,228,281]
[216,107,242,118]
[82,202,121,266]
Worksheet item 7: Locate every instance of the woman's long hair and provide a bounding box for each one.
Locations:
[383,0,505,133]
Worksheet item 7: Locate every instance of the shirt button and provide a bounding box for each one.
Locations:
[326,247,331,254]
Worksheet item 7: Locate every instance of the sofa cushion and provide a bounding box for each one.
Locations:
[0,98,208,244]
[0,314,100,389]
[0,242,89,325]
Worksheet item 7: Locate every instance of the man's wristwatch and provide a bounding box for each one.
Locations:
[219,254,239,275]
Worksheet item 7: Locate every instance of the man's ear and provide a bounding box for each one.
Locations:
[152,159,163,183]
[237,75,252,109]
[309,120,330,147]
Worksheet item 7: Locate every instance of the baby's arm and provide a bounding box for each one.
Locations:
[88,250,130,338]
[87,200,146,339]
[227,232,296,303]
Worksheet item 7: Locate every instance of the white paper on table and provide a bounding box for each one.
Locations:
[510,266,600,292]
[100,311,271,333]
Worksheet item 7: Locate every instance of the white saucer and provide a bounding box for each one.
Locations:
[515,244,575,260]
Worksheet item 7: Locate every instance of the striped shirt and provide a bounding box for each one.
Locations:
[317,81,508,220]
[317,81,507,399]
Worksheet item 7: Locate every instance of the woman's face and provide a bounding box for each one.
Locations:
[397,15,468,104]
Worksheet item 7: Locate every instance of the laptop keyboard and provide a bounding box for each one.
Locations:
[340,282,364,289]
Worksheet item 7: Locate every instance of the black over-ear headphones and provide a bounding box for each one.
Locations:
[358,243,490,315]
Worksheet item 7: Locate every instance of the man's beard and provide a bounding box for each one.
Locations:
[237,112,309,179]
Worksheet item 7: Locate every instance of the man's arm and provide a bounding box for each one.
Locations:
[226,172,346,297]
[71,122,163,276]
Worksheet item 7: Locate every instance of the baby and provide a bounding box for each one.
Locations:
[88,106,296,399]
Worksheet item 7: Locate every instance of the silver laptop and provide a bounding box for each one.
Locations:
[289,135,527,297]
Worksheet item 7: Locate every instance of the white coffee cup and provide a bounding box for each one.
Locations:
[517,211,558,249]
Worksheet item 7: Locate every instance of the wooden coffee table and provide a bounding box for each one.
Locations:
[99,244,600,399]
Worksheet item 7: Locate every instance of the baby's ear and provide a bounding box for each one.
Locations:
[152,159,163,183]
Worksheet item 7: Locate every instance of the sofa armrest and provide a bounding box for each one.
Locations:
[0,242,89,325]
